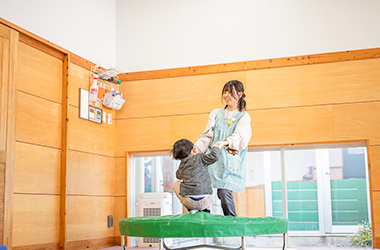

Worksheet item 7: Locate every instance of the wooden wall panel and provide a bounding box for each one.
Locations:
[66,59,119,242]
[246,185,265,217]
[1,26,17,249]
[168,113,211,143]
[118,48,380,82]
[68,106,114,156]
[372,191,380,239]
[68,63,91,107]
[67,150,114,196]
[0,37,8,152]
[17,42,62,103]
[370,146,380,191]
[246,59,380,109]
[116,59,380,153]
[0,35,7,245]
[66,196,115,241]
[0,150,5,164]
[235,185,265,217]
[117,59,380,121]
[114,197,125,237]
[66,237,117,250]
[116,117,169,155]
[250,106,334,145]
[68,63,116,124]
[219,71,247,88]
[15,91,62,147]
[114,158,125,196]
[0,24,10,39]
[4,16,380,248]
[117,74,223,119]
[5,19,122,249]
[12,194,59,246]
[234,192,247,216]
[114,157,125,236]
[117,70,247,120]
[333,102,380,146]
[115,113,209,156]
[14,142,60,194]
[67,60,119,242]
[0,161,4,245]
[14,34,62,249]
[374,237,380,250]
[117,56,380,248]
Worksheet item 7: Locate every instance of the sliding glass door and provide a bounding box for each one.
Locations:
[248,143,371,237]
[320,147,370,233]
[131,142,371,247]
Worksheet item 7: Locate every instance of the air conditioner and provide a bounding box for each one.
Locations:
[138,192,172,247]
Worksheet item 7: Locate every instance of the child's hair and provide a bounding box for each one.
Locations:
[172,139,194,160]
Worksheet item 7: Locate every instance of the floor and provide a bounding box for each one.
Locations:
[98,237,372,250]
[99,246,373,250]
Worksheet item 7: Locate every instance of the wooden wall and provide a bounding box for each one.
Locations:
[0,149,4,245]
[13,39,63,248]
[0,23,18,247]
[68,57,125,247]
[116,56,380,247]
[0,18,121,249]
[235,185,265,217]
[65,62,118,249]
[0,23,11,247]
[2,17,380,249]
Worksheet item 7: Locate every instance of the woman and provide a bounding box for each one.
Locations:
[194,80,252,216]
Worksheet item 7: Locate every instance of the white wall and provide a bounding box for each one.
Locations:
[0,0,116,69]
[116,0,380,72]
[1,0,380,73]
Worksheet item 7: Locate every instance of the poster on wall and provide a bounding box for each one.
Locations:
[79,88,89,120]
[88,106,103,124]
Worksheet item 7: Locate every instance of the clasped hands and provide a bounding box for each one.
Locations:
[212,140,237,156]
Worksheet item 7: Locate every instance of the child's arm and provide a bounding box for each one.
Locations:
[200,145,221,165]
[215,140,237,155]
[176,168,183,180]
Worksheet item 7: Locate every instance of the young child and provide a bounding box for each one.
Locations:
[172,138,223,213]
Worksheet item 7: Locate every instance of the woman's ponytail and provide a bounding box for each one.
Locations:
[239,93,246,111]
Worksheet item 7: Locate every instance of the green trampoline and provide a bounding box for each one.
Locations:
[119,212,288,250]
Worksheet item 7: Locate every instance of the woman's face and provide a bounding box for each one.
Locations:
[223,90,240,107]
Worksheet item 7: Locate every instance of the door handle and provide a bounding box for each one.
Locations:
[325,171,331,175]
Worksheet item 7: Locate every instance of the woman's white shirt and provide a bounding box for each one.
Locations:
[194,108,252,153]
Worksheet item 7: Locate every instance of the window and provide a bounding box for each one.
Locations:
[131,142,371,247]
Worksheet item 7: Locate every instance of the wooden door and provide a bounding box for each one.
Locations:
[0,23,18,248]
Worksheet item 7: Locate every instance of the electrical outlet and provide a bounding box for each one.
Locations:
[249,168,255,180]
[103,112,106,123]
[108,113,112,124]
[107,215,113,227]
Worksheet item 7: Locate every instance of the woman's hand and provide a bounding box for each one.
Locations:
[226,148,237,156]
[212,141,224,149]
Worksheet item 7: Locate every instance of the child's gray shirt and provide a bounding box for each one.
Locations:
[176,146,220,195]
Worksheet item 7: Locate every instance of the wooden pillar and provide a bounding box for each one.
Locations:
[1,27,19,249]
[59,54,69,249]
[125,152,132,247]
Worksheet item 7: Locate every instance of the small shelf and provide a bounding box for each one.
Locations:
[91,66,120,91]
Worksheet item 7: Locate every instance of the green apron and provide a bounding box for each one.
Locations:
[208,108,247,194]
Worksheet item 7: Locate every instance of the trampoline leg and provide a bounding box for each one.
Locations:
[241,236,246,250]
[282,234,286,250]
[121,235,125,250]
[159,238,164,250]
